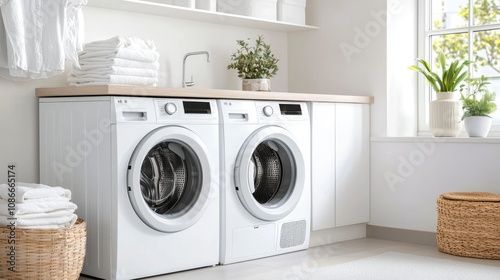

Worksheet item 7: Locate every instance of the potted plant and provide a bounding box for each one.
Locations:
[460,75,497,137]
[227,35,279,92]
[409,53,471,137]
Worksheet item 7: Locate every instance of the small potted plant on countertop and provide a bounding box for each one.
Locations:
[227,35,279,92]
[460,75,497,137]
[409,53,471,137]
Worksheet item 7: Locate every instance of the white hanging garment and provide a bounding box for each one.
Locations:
[0,0,87,80]
[65,0,87,65]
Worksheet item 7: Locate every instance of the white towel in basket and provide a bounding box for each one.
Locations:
[0,213,78,228]
[0,199,77,216]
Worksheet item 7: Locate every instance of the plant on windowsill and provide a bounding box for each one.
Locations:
[408,53,472,137]
[460,75,497,137]
[227,35,279,92]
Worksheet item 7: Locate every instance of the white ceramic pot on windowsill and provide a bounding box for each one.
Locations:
[464,116,492,137]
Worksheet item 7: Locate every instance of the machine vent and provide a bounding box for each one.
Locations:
[279,220,306,249]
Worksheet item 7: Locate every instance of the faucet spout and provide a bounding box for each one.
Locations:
[182,51,210,88]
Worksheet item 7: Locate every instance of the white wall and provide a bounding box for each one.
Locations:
[371,139,500,232]
[387,0,418,136]
[288,0,387,136]
[0,6,289,184]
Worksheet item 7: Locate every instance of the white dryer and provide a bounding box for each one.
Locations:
[218,99,311,264]
[39,96,219,280]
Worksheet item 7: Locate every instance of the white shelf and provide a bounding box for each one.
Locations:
[87,0,318,32]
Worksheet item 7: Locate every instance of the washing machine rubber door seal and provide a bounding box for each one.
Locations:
[128,126,212,232]
[234,126,305,221]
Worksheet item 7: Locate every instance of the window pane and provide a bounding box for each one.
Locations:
[473,0,500,26]
[432,0,469,30]
[488,79,500,123]
[468,30,500,123]
[473,29,500,76]
[431,33,469,68]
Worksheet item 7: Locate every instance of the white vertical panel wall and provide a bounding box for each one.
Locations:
[39,99,113,279]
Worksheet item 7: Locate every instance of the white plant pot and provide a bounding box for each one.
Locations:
[429,92,462,137]
[242,79,271,92]
[464,116,492,137]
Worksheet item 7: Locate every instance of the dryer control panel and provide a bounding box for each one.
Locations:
[255,101,309,123]
[218,100,309,125]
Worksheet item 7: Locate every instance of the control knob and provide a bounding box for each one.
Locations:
[263,105,273,117]
[164,103,177,115]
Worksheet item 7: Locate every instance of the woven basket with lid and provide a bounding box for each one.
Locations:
[437,192,500,259]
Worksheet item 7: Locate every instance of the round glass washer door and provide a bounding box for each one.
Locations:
[128,126,212,232]
[234,126,305,221]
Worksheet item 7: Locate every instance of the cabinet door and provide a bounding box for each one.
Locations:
[310,102,336,231]
[335,103,370,227]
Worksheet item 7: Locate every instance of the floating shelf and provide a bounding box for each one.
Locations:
[87,0,318,32]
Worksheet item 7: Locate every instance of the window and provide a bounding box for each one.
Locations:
[418,0,500,134]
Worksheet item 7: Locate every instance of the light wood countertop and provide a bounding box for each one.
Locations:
[35,86,374,104]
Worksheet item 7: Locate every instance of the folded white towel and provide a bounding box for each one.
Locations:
[70,66,158,78]
[0,183,71,202]
[68,75,158,86]
[0,213,78,228]
[79,48,159,63]
[83,36,156,51]
[20,196,71,203]
[69,81,157,87]
[78,58,159,70]
[0,199,77,216]
[4,209,75,219]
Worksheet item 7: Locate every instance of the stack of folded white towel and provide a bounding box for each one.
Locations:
[68,36,160,87]
[0,183,78,229]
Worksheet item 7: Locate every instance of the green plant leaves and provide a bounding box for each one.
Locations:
[408,53,471,92]
[460,75,497,119]
[227,35,279,79]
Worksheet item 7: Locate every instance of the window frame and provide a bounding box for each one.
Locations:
[417,0,500,136]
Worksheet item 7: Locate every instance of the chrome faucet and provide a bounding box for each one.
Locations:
[182,51,210,88]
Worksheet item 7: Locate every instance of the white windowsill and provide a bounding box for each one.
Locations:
[371,136,500,143]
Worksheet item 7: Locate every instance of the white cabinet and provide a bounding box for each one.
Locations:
[310,102,370,231]
[335,103,370,227]
[311,102,337,230]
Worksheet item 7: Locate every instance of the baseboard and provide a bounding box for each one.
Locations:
[366,225,437,246]
[309,224,366,247]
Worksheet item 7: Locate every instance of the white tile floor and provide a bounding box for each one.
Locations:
[79,238,500,280]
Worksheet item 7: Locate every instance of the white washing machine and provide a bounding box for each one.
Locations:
[218,99,311,264]
[39,96,219,280]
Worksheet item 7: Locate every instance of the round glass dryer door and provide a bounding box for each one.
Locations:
[234,126,305,221]
[128,126,212,232]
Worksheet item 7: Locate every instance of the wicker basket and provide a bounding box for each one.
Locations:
[437,192,500,259]
[0,218,86,280]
